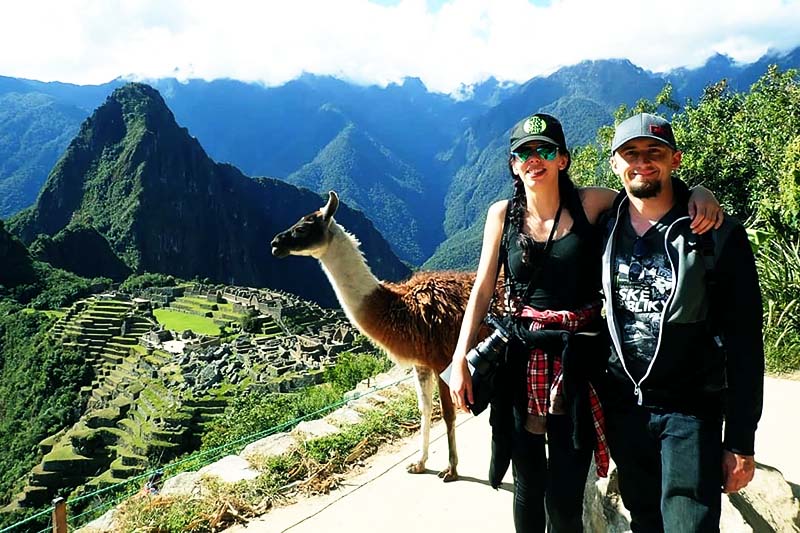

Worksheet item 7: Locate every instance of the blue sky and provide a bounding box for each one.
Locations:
[1,0,799,94]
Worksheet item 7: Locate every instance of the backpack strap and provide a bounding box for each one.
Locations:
[698,231,717,284]
[690,230,722,347]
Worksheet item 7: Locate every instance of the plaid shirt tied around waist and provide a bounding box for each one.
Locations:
[515,301,609,478]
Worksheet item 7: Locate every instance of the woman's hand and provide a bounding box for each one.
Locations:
[449,357,473,413]
[688,186,724,234]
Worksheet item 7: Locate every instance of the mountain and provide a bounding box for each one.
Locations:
[8,83,410,306]
[669,48,800,98]
[0,220,35,289]
[28,224,132,282]
[0,77,125,218]
[424,53,800,268]
[0,75,122,111]
[0,93,85,218]
[147,75,483,262]
[2,47,800,268]
[0,219,111,310]
[286,122,441,264]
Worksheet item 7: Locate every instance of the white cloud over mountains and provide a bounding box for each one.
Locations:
[2,0,800,94]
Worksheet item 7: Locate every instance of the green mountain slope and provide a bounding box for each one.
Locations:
[0,93,84,218]
[29,224,132,282]
[8,83,410,306]
[287,122,442,264]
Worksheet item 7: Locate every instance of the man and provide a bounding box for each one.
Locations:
[600,113,764,532]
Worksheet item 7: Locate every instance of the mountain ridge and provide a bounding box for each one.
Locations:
[8,83,410,307]
[2,48,800,272]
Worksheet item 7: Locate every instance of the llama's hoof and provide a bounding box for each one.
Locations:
[437,467,458,482]
[406,461,426,474]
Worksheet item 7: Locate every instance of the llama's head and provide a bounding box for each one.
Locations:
[271,191,339,259]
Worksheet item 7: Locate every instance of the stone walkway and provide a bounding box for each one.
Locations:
[229,408,513,533]
[230,376,800,533]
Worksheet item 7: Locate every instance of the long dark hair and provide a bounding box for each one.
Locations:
[507,158,577,265]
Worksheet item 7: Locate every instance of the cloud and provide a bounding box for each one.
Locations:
[1,0,799,94]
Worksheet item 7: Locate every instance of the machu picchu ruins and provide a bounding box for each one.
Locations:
[4,282,372,513]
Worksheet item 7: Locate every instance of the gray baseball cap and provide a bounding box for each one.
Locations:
[611,113,677,153]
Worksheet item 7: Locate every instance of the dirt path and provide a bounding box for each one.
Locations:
[230,375,799,532]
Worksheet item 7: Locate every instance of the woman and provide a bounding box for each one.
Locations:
[448,113,720,532]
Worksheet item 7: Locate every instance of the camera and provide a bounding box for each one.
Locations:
[466,314,512,376]
[439,313,514,415]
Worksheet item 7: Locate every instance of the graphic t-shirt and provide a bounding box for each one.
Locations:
[612,211,674,382]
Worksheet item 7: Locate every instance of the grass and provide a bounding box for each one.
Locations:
[111,386,422,533]
[757,233,800,373]
[179,296,241,315]
[20,307,66,319]
[153,309,221,336]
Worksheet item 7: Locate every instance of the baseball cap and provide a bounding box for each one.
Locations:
[611,113,677,153]
[509,113,568,153]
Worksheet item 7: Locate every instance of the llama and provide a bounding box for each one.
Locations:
[271,191,496,482]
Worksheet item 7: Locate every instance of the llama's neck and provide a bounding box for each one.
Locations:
[318,222,382,325]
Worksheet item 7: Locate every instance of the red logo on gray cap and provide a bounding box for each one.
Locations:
[650,124,669,137]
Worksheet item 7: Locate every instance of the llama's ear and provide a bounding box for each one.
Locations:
[321,191,339,221]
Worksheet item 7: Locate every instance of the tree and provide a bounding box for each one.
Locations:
[675,66,800,226]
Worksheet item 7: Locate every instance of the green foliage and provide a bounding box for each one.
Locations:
[201,351,389,450]
[114,388,419,533]
[29,223,132,281]
[675,67,800,223]
[302,392,419,463]
[422,222,484,271]
[3,261,110,310]
[120,271,177,291]
[570,144,617,190]
[0,92,84,218]
[323,351,391,391]
[200,387,338,451]
[153,309,221,336]
[775,136,800,233]
[0,219,36,289]
[0,301,94,504]
[756,233,800,373]
[1,219,111,307]
[239,308,261,334]
[286,123,436,264]
[0,506,50,531]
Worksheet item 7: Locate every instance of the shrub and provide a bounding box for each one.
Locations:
[120,272,177,291]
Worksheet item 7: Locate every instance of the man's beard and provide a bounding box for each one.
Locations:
[629,179,662,199]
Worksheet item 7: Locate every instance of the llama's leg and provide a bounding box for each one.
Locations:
[406,365,435,474]
[437,376,459,482]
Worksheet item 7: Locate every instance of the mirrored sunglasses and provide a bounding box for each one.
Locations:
[512,144,559,162]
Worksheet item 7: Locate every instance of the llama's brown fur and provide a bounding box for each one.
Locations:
[270,191,501,482]
[355,271,478,372]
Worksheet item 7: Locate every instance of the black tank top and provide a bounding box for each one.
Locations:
[502,187,602,311]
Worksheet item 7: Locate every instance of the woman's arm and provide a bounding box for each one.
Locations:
[579,185,723,233]
[449,200,507,412]
[687,186,724,234]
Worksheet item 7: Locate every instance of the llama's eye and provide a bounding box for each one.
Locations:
[294,226,308,235]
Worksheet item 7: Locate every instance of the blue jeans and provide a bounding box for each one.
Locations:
[605,406,723,533]
[511,410,593,533]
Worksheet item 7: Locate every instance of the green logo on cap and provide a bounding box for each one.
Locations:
[523,116,546,135]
